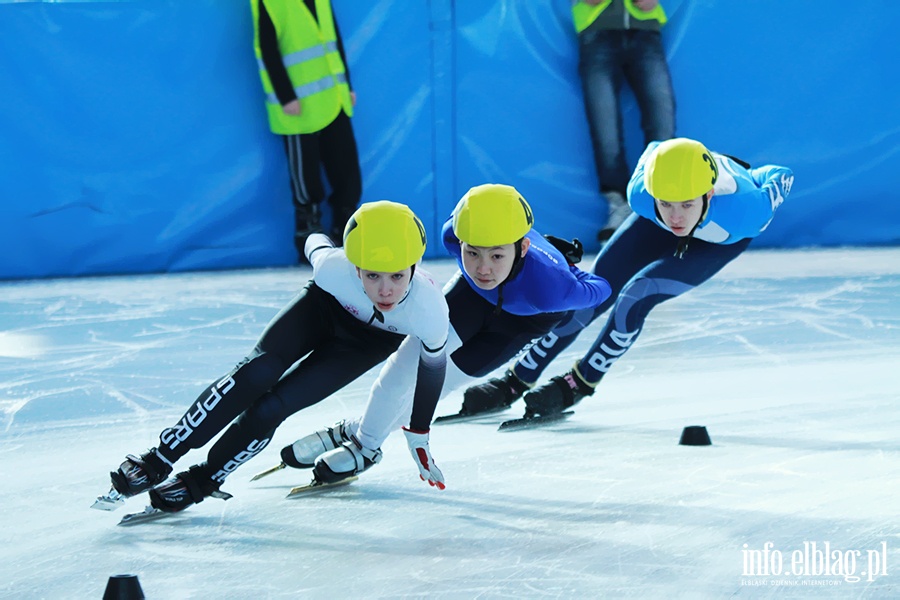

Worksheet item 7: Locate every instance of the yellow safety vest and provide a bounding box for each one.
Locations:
[572,0,667,34]
[252,0,353,134]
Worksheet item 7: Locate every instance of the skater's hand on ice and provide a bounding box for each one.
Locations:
[402,428,445,490]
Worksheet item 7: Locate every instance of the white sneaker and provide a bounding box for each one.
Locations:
[313,438,382,484]
[280,420,354,469]
[598,191,631,240]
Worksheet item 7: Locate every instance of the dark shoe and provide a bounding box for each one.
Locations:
[295,204,324,261]
[461,369,531,415]
[523,370,594,417]
[330,204,358,242]
[109,448,172,497]
[148,466,230,513]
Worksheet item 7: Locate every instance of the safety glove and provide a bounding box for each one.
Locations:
[402,427,445,490]
[543,235,584,265]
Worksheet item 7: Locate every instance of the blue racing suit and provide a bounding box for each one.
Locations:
[512,142,794,385]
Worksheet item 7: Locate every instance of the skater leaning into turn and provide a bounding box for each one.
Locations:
[460,137,794,423]
[94,201,449,515]
[272,183,613,487]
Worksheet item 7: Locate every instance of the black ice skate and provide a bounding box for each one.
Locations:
[148,466,231,514]
[94,448,173,511]
[522,369,595,418]
[110,448,172,497]
[435,369,531,422]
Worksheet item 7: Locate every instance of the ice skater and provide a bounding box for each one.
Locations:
[273,183,613,486]
[94,201,450,515]
[461,138,794,423]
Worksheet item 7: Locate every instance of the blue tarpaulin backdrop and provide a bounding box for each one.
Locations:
[2,0,898,280]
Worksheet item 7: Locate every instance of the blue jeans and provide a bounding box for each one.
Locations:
[579,29,676,196]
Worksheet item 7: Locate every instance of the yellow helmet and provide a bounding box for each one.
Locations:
[343,201,426,272]
[452,184,534,246]
[644,138,719,202]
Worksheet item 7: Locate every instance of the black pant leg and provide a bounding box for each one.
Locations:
[284,133,326,257]
[510,215,672,382]
[318,111,362,239]
[446,275,564,377]
[200,294,404,483]
[576,236,752,381]
[156,282,331,464]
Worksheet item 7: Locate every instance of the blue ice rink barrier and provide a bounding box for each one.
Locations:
[2,0,898,279]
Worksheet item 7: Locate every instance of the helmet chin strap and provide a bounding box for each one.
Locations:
[674,194,710,259]
[364,264,416,321]
[493,239,525,315]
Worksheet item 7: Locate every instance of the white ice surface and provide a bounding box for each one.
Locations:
[1,248,898,599]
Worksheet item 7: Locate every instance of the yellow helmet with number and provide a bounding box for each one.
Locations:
[452,184,534,246]
[343,201,426,272]
[645,138,719,202]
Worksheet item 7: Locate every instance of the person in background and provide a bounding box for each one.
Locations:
[95,201,449,515]
[573,0,676,240]
[252,0,362,261]
[462,138,794,421]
